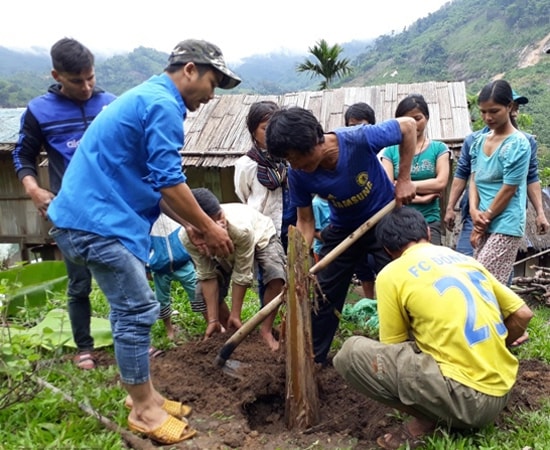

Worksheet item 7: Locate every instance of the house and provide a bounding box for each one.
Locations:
[181,82,472,204]
[513,188,550,278]
[0,108,55,264]
[0,81,472,262]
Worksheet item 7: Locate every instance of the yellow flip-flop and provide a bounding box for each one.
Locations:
[128,415,196,444]
[124,398,192,419]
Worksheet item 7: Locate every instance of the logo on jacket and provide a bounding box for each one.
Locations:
[67,139,80,149]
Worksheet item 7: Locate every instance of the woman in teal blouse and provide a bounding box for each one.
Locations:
[381,94,451,244]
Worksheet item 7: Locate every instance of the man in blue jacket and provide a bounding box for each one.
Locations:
[12,37,116,370]
[46,39,240,444]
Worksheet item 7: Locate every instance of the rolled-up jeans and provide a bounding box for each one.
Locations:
[50,228,159,385]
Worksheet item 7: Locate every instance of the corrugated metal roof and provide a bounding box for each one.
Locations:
[0,82,472,164]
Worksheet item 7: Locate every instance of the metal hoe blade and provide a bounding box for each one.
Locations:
[221,359,251,380]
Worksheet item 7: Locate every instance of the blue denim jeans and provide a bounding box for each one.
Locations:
[456,215,474,257]
[50,228,159,385]
[63,256,94,352]
[152,261,197,319]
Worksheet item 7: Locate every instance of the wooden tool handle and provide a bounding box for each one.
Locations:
[214,291,285,367]
[309,199,396,275]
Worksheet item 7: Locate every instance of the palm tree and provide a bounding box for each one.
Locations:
[297,39,352,90]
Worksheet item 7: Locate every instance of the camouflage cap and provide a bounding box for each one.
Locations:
[168,39,241,89]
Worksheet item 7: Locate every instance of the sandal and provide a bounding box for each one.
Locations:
[149,346,165,358]
[128,415,196,444]
[376,425,425,450]
[124,398,192,419]
[73,351,96,370]
[162,399,193,418]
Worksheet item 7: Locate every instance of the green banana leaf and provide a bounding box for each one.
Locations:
[0,261,68,316]
[5,308,113,350]
[1,261,113,349]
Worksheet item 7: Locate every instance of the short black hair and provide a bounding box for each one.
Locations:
[191,188,222,217]
[247,101,279,136]
[345,102,376,126]
[265,107,324,159]
[395,94,429,119]
[375,207,429,252]
[50,37,94,73]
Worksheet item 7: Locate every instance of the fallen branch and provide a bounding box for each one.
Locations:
[531,283,549,291]
[512,287,539,295]
[530,265,550,274]
[33,376,156,450]
[512,277,550,285]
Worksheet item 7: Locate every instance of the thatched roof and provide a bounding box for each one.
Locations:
[181,81,472,167]
[0,82,472,164]
[0,108,25,152]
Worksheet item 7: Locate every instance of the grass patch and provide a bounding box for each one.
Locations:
[1,280,550,448]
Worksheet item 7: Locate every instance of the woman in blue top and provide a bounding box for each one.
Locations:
[469,79,530,284]
[382,94,451,245]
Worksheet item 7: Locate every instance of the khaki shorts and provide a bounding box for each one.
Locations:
[193,265,231,313]
[333,336,510,429]
[255,235,287,285]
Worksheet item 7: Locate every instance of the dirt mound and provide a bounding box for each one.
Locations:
[122,331,550,450]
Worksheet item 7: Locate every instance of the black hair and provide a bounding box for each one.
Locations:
[344,102,376,125]
[246,101,279,136]
[191,188,222,217]
[395,94,429,119]
[265,107,325,159]
[478,79,515,127]
[375,207,429,252]
[50,38,94,74]
[478,79,514,107]
[165,62,211,77]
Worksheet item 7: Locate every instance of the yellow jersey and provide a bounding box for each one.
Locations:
[376,243,525,396]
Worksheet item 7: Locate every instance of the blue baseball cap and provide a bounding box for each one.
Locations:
[512,90,528,105]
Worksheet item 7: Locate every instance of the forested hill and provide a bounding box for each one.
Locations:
[346,0,550,86]
[1,0,550,145]
[338,0,550,148]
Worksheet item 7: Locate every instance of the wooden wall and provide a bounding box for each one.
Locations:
[0,152,55,262]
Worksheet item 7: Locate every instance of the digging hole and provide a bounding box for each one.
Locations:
[242,394,285,431]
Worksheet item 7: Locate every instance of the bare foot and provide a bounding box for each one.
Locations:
[127,404,170,432]
[406,417,436,436]
[377,418,435,450]
[124,392,164,410]
[261,332,280,351]
[166,328,175,341]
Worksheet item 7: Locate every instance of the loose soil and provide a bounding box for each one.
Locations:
[95,326,550,450]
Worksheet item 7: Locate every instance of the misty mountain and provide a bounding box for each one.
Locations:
[1,0,550,146]
[0,38,373,103]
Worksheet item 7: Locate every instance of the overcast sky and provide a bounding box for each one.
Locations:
[1,0,450,63]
